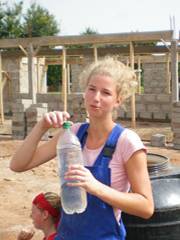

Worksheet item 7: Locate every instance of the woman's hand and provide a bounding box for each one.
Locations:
[17,227,35,240]
[64,164,101,195]
[42,111,70,129]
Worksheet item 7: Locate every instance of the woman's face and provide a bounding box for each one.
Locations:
[84,74,119,119]
[31,204,44,230]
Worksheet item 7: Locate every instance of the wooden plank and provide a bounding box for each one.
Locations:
[137,56,141,94]
[130,42,136,128]
[1,45,175,58]
[0,31,173,49]
[166,53,171,94]
[171,40,179,102]
[94,45,98,62]
[37,58,40,93]
[0,53,4,124]
[27,43,36,104]
[45,57,84,65]
[62,47,67,111]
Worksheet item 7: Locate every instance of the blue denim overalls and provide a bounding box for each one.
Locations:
[55,123,126,240]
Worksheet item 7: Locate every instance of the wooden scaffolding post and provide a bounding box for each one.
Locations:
[130,42,136,128]
[27,43,36,104]
[171,40,179,102]
[62,47,67,112]
[67,64,71,94]
[93,45,98,63]
[37,57,40,93]
[166,53,171,94]
[0,52,4,124]
[137,56,141,94]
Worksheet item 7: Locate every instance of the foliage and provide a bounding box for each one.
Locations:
[0,1,23,38]
[22,3,59,37]
[80,27,98,35]
[67,26,99,49]
[47,65,62,92]
[0,1,59,38]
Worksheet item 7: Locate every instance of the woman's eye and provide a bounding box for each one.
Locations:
[89,87,95,91]
[103,91,111,95]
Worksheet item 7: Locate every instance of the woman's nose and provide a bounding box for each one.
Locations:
[94,91,100,101]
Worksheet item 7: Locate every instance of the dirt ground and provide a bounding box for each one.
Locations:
[0,120,180,240]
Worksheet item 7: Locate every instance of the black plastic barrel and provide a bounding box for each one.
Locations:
[122,153,180,240]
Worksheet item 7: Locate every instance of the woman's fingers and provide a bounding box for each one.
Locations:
[17,228,35,240]
[64,164,99,194]
[43,111,70,128]
[56,111,70,126]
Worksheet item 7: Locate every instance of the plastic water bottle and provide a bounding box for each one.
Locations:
[56,121,87,214]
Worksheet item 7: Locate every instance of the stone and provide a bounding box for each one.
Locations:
[151,134,166,147]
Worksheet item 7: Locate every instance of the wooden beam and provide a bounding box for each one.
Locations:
[0,31,173,49]
[45,57,84,65]
[1,45,176,58]
[166,53,171,94]
[67,64,71,94]
[137,56,141,94]
[37,57,40,93]
[171,40,179,102]
[93,45,98,62]
[0,53,4,124]
[19,45,27,56]
[27,43,36,103]
[62,47,67,111]
[130,42,136,128]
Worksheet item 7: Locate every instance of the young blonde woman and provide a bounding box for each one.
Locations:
[11,57,154,240]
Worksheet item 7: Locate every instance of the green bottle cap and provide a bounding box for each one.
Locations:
[63,121,71,129]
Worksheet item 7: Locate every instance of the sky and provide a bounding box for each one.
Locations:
[7,0,180,38]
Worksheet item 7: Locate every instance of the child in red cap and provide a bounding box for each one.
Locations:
[17,192,61,240]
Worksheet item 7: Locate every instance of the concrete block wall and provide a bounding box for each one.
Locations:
[117,93,171,121]
[143,62,168,94]
[70,56,92,92]
[37,93,86,122]
[3,57,21,113]
[26,103,48,140]
[12,99,32,139]
[172,102,180,149]
[3,57,46,114]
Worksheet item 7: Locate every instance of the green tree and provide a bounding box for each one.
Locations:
[0,1,60,38]
[68,26,99,49]
[22,3,59,37]
[80,27,98,35]
[0,1,23,38]
[47,65,62,92]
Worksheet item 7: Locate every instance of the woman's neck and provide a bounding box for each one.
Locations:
[43,224,56,240]
[86,118,115,149]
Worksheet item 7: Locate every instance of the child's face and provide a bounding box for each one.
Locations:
[31,204,44,230]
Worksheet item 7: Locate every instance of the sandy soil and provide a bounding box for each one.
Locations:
[0,120,180,239]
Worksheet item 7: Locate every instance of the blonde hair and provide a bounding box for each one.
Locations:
[79,56,137,103]
[44,192,61,223]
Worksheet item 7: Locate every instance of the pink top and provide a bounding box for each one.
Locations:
[71,123,146,221]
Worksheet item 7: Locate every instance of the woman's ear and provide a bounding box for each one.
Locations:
[115,97,122,107]
[42,210,49,221]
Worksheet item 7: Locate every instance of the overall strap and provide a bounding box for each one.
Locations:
[94,124,124,167]
[76,123,125,167]
[76,122,89,148]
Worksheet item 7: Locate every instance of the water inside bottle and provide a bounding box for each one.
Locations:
[61,183,87,214]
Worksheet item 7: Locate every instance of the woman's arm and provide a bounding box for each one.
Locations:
[10,111,70,172]
[65,150,154,219]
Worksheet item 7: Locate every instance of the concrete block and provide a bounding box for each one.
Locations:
[151,134,166,147]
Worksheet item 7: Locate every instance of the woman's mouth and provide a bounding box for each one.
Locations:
[90,105,100,109]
